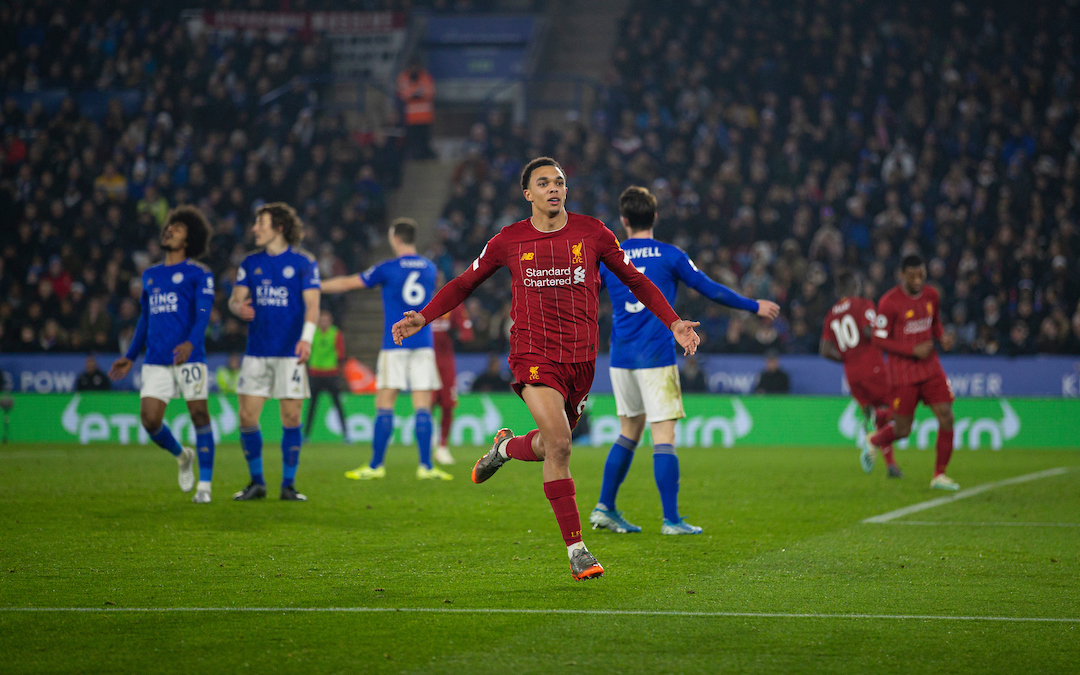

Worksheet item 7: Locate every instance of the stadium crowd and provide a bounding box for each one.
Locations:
[4,0,1080,359]
[429,0,1080,357]
[0,0,403,354]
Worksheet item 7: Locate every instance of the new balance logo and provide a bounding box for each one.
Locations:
[529,366,540,380]
[520,252,534,261]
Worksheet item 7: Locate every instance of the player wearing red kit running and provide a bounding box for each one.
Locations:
[819,271,901,478]
[430,301,474,465]
[867,255,959,491]
[392,157,701,580]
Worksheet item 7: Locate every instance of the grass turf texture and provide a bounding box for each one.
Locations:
[1,441,1078,674]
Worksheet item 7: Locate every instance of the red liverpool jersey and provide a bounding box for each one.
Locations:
[873,284,945,386]
[431,304,474,361]
[821,296,886,384]
[419,212,680,363]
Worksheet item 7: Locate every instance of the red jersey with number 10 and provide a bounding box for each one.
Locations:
[873,284,945,386]
[419,213,680,363]
[821,296,886,384]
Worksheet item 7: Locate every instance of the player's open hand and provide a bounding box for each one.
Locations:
[912,341,934,359]
[392,311,428,345]
[172,341,193,365]
[295,340,312,365]
[671,319,702,356]
[108,357,132,381]
[235,297,255,321]
[756,300,780,320]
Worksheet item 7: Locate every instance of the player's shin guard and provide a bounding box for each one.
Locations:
[935,427,954,476]
[148,423,183,457]
[653,444,681,523]
[371,408,393,468]
[195,424,215,483]
[281,425,301,487]
[240,426,265,485]
[544,478,583,546]
[506,429,541,461]
[597,435,637,510]
[415,409,433,469]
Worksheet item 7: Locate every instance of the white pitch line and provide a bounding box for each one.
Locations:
[0,607,1077,623]
[881,521,1080,528]
[862,467,1073,524]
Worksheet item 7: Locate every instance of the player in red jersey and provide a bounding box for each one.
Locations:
[392,157,700,580]
[820,271,901,478]
[430,298,475,465]
[867,255,959,491]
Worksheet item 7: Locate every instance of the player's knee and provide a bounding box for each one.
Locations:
[189,408,211,428]
[140,410,163,432]
[281,410,301,427]
[937,410,955,431]
[542,434,572,463]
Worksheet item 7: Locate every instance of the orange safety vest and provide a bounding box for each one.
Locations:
[396,69,436,126]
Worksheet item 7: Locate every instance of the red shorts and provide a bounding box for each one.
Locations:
[891,373,954,416]
[848,374,890,409]
[508,353,595,430]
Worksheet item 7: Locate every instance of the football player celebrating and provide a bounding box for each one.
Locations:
[392,157,700,580]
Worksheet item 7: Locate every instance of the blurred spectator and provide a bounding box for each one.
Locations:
[679,356,708,393]
[76,355,111,391]
[755,351,790,395]
[397,59,436,160]
[470,354,512,392]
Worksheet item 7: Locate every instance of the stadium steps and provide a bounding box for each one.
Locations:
[529,0,630,130]
[340,158,455,367]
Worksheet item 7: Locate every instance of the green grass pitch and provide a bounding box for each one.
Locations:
[2,440,1078,673]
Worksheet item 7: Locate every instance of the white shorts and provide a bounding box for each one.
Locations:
[376,348,441,391]
[610,365,686,423]
[237,356,310,399]
[140,363,209,403]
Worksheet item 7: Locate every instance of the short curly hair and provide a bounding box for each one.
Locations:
[256,202,304,245]
[165,205,211,259]
[520,156,564,192]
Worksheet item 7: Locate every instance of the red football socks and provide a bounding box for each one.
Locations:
[870,423,896,449]
[543,478,582,546]
[935,427,954,475]
[506,429,541,461]
[440,410,453,446]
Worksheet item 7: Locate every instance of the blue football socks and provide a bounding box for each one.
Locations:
[597,435,638,510]
[148,423,183,457]
[415,409,433,469]
[195,424,215,483]
[653,444,681,523]
[371,408,394,468]
[281,425,301,488]
[240,425,265,485]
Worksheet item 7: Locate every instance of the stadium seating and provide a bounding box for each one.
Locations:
[433,0,1080,355]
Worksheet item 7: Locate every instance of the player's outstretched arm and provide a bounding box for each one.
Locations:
[228,285,255,321]
[670,319,702,356]
[415,239,504,332]
[295,288,320,364]
[321,274,366,294]
[392,311,428,345]
[676,254,780,319]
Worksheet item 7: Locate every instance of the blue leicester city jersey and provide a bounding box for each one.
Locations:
[139,260,215,365]
[361,255,437,350]
[237,247,321,357]
[602,239,759,370]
